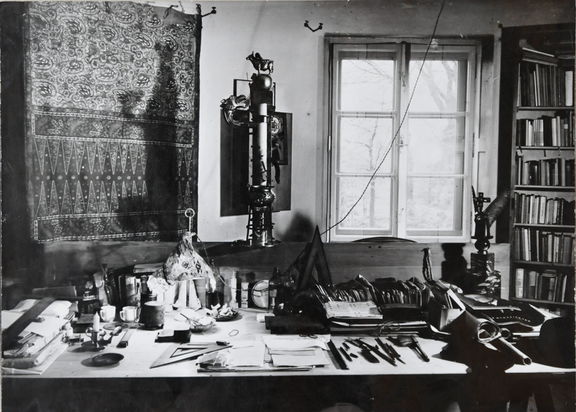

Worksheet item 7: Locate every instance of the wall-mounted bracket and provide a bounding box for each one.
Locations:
[197,4,217,18]
[304,20,323,32]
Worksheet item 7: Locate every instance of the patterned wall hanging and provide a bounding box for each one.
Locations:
[24,1,200,241]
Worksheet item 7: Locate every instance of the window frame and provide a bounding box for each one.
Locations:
[324,37,482,243]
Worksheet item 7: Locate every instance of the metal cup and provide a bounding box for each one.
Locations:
[140,301,164,330]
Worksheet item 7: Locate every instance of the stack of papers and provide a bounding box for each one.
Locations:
[197,335,331,372]
[2,299,72,373]
[263,335,330,368]
[324,301,382,320]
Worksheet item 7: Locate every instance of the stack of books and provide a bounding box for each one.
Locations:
[514,267,574,303]
[2,299,73,374]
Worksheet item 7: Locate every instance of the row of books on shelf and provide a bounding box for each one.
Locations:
[513,193,575,225]
[516,115,573,147]
[513,227,574,265]
[518,60,573,107]
[516,157,574,186]
[514,267,573,303]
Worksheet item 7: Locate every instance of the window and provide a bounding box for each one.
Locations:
[327,39,480,242]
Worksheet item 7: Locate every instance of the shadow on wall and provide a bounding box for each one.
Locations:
[116,42,178,240]
[277,211,315,242]
[441,243,468,287]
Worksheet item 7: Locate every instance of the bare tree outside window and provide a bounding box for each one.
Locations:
[330,42,476,241]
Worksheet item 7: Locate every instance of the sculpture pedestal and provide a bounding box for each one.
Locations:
[470,252,500,298]
[470,252,494,277]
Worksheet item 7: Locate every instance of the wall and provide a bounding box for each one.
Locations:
[126,0,576,241]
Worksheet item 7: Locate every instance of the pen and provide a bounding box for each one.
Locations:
[356,339,396,366]
[411,336,429,362]
[327,340,348,370]
[339,347,352,362]
[376,337,405,364]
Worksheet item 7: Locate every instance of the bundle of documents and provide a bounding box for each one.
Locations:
[2,299,72,374]
[323,301,383,327]
[263,335,331,368]
[197,335,331,372]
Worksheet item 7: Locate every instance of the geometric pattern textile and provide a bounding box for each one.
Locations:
[25,2,200,241]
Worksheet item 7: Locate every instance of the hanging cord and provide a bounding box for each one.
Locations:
[322,0,447,237]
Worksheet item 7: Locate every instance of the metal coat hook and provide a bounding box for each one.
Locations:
[196,4,216,18]
[304,20,323,32]
[202,6,217,18]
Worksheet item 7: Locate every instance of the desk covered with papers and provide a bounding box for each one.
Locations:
[3,309,574,412]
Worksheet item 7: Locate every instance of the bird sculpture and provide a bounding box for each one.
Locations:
[246,52,274,73]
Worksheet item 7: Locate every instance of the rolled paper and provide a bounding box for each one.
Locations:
[492,337,532,365]
[193,278,207,308]
[450,311,500,343]
[188,279,201,310]
[174,280,188,309]
[163,284,176,312]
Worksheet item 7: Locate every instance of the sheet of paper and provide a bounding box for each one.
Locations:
[270,348,329,367]
[228,341,266,367]
[22,316,67,338]
[262,334,330,351]
[1,311,22,329]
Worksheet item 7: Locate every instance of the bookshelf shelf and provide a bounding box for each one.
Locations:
[515,185,575,191]
[517,146,574,150]
[513,223,574,230]
[502,24,575,310]
[511,297,574,307]
[517,106,574,111]
[514,261,574,269]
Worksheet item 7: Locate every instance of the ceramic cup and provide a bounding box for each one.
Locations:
[99,305,116,323]
[120,305,140,323]
[140,301,164,330]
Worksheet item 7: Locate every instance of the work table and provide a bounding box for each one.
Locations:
[5,309,572,379]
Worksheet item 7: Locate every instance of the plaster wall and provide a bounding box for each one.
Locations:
[178,0,574,241]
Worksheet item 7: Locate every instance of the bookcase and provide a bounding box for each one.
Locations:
[502,25,575,309]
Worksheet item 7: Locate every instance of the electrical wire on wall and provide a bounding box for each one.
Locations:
[323,0,448,238]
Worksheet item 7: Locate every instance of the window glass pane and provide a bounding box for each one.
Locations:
[337,176,391,231]
[407,118,465,174]
[406,177,463,232]
[339,117,393,173]
[340,58,395,112]
[409,59,466,112]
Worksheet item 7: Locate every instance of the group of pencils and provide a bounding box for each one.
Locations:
[328,336,428,369]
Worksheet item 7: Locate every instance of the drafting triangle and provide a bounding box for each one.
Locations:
[150,343,230,369]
